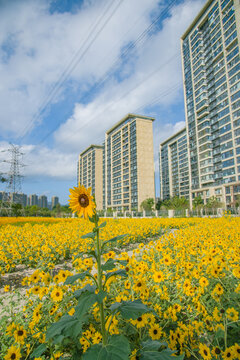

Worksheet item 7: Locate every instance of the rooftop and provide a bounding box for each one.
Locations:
[160,127,186,146]
[80,144,103,157]
[106,113,155,135]
[181,0,214,40]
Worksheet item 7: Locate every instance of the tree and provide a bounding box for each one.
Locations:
[233,194,240,208]
[140,198,154,212]
[156,199,164,210]
[205,196,223,213]
[0,175,7,183]
[27,205,39,217]
[193,195,204,209]
[52,203,61,217]
[11,203,22,217]
[170,196,189,210]
[161,196,189,210]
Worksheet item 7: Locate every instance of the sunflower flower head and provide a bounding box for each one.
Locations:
[69,184,95,219]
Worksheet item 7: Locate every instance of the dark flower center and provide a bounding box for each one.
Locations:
[215,348,221,354]
[153,329,158,334]
[78,194,89,208]
[11,354,16,359]
[204,350,208,356]
[18,330,24,336]
[56,292,60,297]
[227,353,231,358]
[137,317,142,322]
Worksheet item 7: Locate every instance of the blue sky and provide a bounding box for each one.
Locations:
[0,0,205,204]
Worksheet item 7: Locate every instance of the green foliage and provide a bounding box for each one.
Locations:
[205,196,223,209]
[82,335,130,360]
[162,196,189,210]
[46,314,85,340]
[140,198,155,211]
[192,195,204,209]
[11,202,22,217]
[110,299,152,320]
[139,340,185,360]
[0,175,7,183]
[30,344,47,359]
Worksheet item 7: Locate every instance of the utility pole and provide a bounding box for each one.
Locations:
[0,144,25,214]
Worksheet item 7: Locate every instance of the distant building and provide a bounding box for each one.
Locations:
[0,191,6,202]
[78,145,103,210]
[29,194,38,206]
[39,195,48,208]
[103,113,155,211]
[159,128,190,200]
[51,196,59,209]
[9,192,27,206]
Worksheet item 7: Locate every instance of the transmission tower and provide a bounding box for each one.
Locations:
[0,144,25,213]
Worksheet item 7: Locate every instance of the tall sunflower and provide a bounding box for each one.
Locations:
[69,184,95,219]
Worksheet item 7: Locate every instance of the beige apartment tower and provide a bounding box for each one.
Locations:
[78,145,103,210]
[181,0,240,207]
[103,114,155,212]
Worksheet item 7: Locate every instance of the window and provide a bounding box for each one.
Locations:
[222,158,234,168]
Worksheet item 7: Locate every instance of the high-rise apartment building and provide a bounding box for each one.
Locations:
[78,145,103,210]
[51,196,59,209]
[181,0,240,206]
[103,114,155,211]
[39,195,48,208]
[159,127,190,200]
[29,194,38,206]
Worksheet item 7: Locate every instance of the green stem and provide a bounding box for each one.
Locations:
[224,317,227,349]
[96,223,107,345]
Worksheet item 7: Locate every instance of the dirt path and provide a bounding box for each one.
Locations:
[0,229,177,315]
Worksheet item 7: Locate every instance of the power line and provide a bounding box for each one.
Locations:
[134,81,182,114]
[19,0,124,141]
[20,0,178,145]
[29,0,179,147]
[68,0,179,108]
[35,51,181,147]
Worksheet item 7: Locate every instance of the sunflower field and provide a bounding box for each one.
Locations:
[0,216,240,360]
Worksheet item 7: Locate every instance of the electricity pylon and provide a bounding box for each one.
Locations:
[0,144,25,214]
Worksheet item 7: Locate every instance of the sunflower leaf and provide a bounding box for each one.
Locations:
[102,259,128,271]
[64,271,90,285]
[75,291,98,320]
[96,290,108,304]
[98,221,107,228]
[73,284,97,299]
[87,249,98,260]
[82,335,130,360]
[46,315,83,340]
[110,299,151,319]
[139,349,185,360]
[102,234,128,250]
[141,340,168,351]
[30,344,47,358]
[101,258,116,271]
[81,231,96,239]
[105,269,127,281]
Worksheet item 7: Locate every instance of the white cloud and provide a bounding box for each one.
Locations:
[0,0,159,138]
[0,0,205,182]
[22,145,76,179]
[54,0,204,154]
